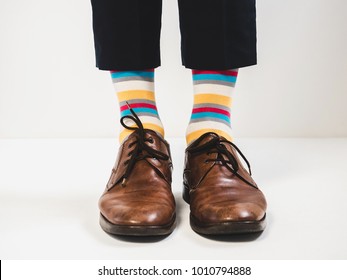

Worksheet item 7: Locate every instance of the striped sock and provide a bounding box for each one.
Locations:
[111,69,164,143]
[186,69,238,145]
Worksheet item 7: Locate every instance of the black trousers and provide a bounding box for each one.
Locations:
[90,0,257,70]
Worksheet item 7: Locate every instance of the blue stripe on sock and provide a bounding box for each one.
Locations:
[121,108,159,117]
[111,71,154,79]
[192,74,237,83]
[191,112,231,123]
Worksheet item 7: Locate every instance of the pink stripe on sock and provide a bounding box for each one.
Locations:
[120,103,157,112]
[192,107,231,117]
[192,70,238,77]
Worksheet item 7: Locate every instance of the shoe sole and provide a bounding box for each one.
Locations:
[183,183,266,235]
[99,213,176,237]
[190,213,266,235]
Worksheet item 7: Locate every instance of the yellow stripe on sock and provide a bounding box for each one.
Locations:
[186,129,233,145]
[193,94,232,107]
[117,90,155,102]
[119,123,165,143]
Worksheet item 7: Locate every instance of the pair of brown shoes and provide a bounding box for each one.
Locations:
[99,109,267,236]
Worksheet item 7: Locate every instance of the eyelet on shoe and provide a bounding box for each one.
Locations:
[123,160,129,166]
[128,142,135,148]
[204,159,209,164]
[127,152,133,157]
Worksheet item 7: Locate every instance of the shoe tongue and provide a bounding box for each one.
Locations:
[193,132,219,147]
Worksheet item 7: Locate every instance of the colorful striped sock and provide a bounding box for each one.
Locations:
[186,69,238,145]
[111,69,164,143]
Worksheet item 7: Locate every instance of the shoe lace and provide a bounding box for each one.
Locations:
[186,133,258,189]
[118,102,169,187]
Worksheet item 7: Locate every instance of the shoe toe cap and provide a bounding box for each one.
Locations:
[100,197,175,226]
[195,202,266,224]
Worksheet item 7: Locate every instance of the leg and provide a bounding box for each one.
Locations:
[91,0,165,142]
[186,68,238,145]
[91,0,163,70]
[179,0,267,235]
[111,69,164,143]
[90,0,176,236]
[178,0,257,144]
[177,0,257,70]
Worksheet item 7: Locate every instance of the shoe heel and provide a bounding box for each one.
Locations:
[182,183,190,204]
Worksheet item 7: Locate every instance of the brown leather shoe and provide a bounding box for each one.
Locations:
[99,108,176,236]
[183,132,267,235]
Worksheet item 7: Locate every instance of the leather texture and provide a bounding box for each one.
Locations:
[99,129,176,229]
[183,132,267,232]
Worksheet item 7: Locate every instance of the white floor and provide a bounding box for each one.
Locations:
[1,138,347,260]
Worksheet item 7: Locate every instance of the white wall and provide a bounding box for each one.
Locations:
[0,0,346,138]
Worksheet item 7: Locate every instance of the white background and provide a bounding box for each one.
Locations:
[1,0,347,139]
[1,0,347,261]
